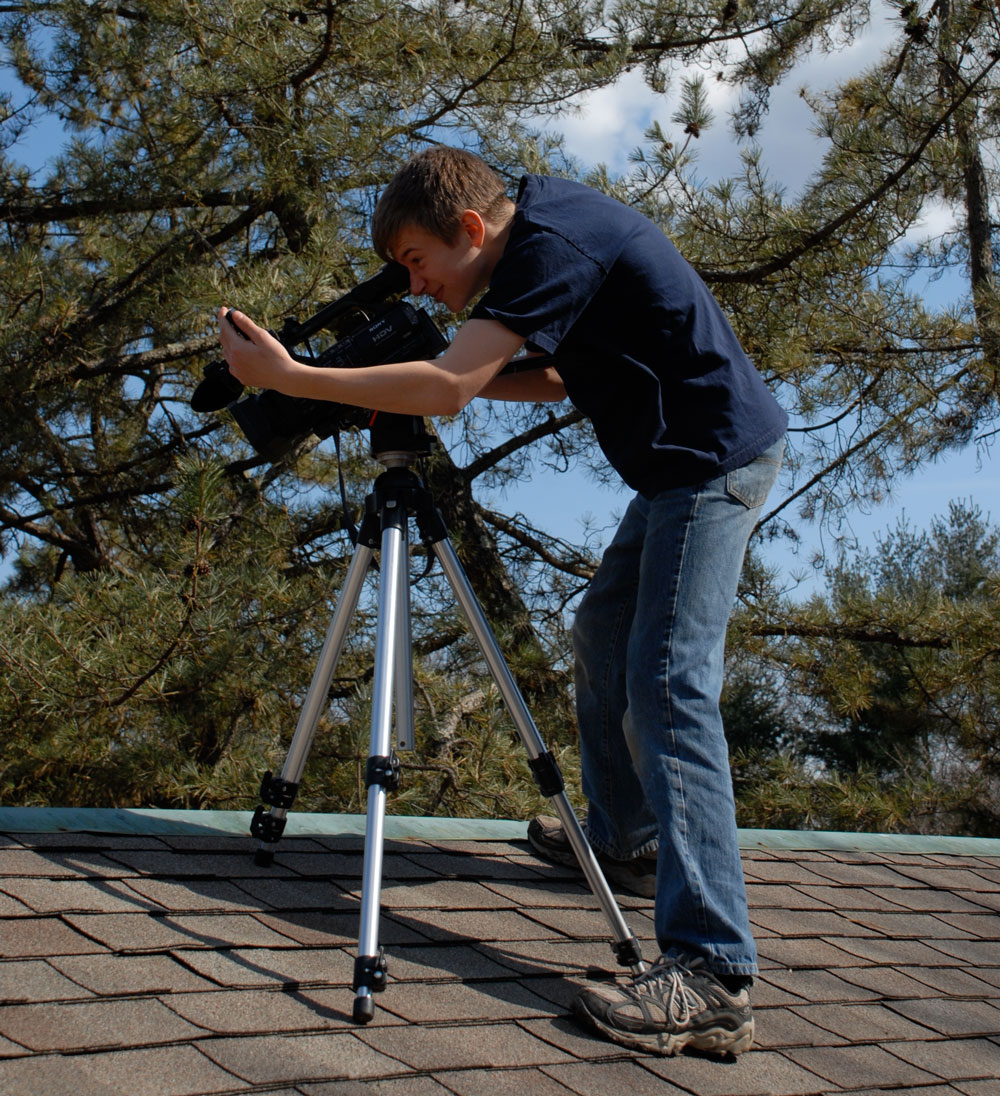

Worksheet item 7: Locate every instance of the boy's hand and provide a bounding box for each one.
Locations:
[218,308,305,393]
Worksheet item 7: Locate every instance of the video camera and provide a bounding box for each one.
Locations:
[190,263,448,460]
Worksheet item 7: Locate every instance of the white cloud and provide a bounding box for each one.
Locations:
[550,68,662,173]
[901,196,957,248]
[550,4,901,196]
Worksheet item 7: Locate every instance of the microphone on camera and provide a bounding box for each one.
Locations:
[191,361,245,413]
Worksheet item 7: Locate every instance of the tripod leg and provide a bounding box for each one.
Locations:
[353,508,408,1023]
[251,542,373,864]
[431,537,645,975]
[393,527,415,752]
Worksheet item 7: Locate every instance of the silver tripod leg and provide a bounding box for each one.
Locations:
[393,527,415,752]
[432,536,646,977]
[353,505,408,1023]
[251,543,373,864]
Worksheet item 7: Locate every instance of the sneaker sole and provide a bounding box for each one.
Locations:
[571,994,754,1057]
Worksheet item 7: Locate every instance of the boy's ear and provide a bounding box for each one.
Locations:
[458,209,486,247]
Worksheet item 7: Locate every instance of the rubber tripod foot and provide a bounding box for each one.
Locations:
[353,995,375,1024]
[253,848,275,867]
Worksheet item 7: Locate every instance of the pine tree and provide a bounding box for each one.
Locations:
[2,2,997,826]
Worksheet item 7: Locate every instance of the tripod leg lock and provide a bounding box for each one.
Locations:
[611,935,645,970]
[258,770,300,809]
[353,949,388,994]
[528,751,565,798]
[250,804,287,843]
[365,752,402,791]
[357,505,382,549]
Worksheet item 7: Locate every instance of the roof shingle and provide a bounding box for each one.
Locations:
[1,810,998,1095]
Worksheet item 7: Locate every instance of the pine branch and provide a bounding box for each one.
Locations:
[0,189,260,226]
[288,0,340,89]
[754,622,951,649]
[757,363,975,532]
[66,335,219,383]
[0,501,82,555]
[569,11,819,57]
[699,51,1000,284]
[65,198,270,339]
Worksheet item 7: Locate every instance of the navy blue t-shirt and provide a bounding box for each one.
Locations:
[471,175,788,496]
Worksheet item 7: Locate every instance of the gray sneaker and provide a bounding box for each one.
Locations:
[527,814,656,898]
[572,953,754,1056]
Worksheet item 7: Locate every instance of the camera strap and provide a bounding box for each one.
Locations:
[333,427,361,548]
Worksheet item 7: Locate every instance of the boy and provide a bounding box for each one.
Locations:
[219,146,787,1058]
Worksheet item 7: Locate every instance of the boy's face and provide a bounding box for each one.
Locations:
[391,212,493,314]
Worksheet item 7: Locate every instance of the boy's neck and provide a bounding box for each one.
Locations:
[480,200,515,277]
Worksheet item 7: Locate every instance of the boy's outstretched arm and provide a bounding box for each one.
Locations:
[479,365,566,403]
[219,309,526,416]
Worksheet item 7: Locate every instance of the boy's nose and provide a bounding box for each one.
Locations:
[409,271,427,295]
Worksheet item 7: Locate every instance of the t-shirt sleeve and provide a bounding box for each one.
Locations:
[471,225,607,355]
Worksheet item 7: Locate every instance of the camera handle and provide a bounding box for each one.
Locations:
[249,436,645,1024]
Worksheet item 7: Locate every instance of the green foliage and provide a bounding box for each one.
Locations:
[738,500,1000,835]
[815,502,1000,784]
[0,452,580,815]
[1,455,322,806]
[732,750,978,836]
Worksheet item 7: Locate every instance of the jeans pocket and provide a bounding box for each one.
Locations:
[725,440,784,509]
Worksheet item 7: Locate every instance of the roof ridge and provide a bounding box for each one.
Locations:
[3,806,1000,857]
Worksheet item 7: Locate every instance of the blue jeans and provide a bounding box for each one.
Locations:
[573,439,783,977]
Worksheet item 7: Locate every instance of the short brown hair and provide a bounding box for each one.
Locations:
[371,147,511,261]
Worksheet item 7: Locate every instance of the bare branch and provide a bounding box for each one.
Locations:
[462,407,584,482]
[481,507,597,580]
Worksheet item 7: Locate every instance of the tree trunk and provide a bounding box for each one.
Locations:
[940,0,1000,386]
[423,437,569,712]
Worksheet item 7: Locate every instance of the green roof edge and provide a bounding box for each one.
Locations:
[1,806,999,856]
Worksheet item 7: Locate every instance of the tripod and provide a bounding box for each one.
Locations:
[250,413,645,1023]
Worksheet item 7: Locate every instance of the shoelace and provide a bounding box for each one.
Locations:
[628,956,708,1024]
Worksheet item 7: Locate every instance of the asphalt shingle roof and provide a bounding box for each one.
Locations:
[1,810,998,1095]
